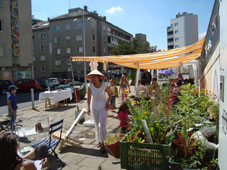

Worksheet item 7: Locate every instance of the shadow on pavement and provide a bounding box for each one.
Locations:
[48,156,66,170]
[60,145,109,158]
[45,106,76,112]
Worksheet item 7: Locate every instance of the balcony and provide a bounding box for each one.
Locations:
[168,41,174,46]
[167,26,173,32]
[167,34,174,39]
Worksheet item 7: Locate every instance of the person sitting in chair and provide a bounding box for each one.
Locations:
[0,131,49,170]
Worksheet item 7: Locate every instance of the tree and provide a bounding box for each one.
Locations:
[112,39,154,55]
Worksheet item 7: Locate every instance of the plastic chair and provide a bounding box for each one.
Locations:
[31,119,65,166]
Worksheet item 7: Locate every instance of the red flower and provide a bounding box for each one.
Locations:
[132,137,136,142]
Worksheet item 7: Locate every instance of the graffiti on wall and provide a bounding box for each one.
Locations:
[10,0,20,64]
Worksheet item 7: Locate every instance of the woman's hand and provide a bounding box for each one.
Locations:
[41,158,49,169]
[105,103,110,111]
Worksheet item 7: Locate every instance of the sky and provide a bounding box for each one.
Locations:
[32,0,214,50]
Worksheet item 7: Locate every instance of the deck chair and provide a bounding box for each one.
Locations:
[31,119,65,166]
[53,108,87,151]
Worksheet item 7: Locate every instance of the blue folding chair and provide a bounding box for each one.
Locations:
[32,119,65,166]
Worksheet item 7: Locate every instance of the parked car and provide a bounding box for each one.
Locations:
[0,80,14,95]
[44,78,60,88]
[35,78,47,90]
[14,79,41,92]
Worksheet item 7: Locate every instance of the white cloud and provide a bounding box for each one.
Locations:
[105,6,123,15]
[199,32,206,39]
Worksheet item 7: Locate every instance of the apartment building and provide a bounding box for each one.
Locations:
[0,0,33,80]
[33,6,133,79]
[167,12,198,50]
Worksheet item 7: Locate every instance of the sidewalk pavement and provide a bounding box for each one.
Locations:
[0,95,126,170]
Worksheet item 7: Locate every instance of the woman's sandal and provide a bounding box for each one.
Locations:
[100,145,106,153]
[97,142,101,148]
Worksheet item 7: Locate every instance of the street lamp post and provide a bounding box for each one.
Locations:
[82,12,87,90]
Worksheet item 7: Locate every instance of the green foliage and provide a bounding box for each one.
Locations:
[180,141,207,169]
[112,39,156,55]
[127,86,175,144]
[174,84,219,145]
[210,158,219,169]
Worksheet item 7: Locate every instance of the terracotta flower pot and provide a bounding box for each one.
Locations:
[173,138,196,156]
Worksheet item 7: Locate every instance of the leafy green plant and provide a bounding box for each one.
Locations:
[127,87,175,144]
[174,84,219,146]
[180,141,207,169]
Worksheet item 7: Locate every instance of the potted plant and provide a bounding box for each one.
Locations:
[173,84,219,156]
[120,88,176,170]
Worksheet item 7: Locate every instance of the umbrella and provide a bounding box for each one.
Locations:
[158,69,175,75]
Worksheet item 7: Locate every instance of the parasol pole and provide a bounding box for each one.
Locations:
[135,62,140,95]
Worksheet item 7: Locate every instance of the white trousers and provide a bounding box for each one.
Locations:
[91,107,107,143]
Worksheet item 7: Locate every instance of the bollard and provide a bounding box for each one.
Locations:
[31,88,35,109]
[6,92,10,104]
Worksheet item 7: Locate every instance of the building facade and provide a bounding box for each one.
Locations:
[33,6,133,80]
[167,12,198,50]
[135,33,147,48]
[0,0,33,80]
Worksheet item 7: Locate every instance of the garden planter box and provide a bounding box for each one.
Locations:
[120,134,171,170]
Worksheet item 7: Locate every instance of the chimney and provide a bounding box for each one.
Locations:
[84,5,88,12]
[103,16,106,21]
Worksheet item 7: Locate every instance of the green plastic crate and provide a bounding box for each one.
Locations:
[120,134,171,170]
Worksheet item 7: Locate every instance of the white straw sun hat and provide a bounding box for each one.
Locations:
[86,70,106,81]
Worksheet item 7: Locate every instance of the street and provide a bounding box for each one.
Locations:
[0,92,43,115]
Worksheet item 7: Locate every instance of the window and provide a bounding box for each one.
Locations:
[103,26,106,30]
[41,66,46,72]
[40,44,45,50]
[0,20,3,31]
[39,33,45,39]
[66,36,70,42]
[175,37,179,42]
[66,24,70,30]
[0,0,2,7]
[92,34,95,40]
[56,48,61,54]
[175,30,179,34]
[175,45,179,48]
[75,23,82,29]
[40,56,46,61]
[55,60,61,66]
[54,38,59,43]
[33,56,36,61]
[32,35,35,39]
[174,23,179,27]
[0,45,4,56]
[55,25,60,32]
[104,48,107,54]
[67,59,71,65]
[107,27,111,32]
[104,36,106,43]
[93,46,95,53]
[66,48,71,54]
[76,35,83,41]
[77,47,83,53]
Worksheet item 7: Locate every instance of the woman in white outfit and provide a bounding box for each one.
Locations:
[86,70,112,152]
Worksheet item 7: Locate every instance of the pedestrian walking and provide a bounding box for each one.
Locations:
[109,79,118,111]
[86,70,112,152]
[141,69,152,85]
[119,75,131,101]
[8,85,18,131]
[136,79,148,98]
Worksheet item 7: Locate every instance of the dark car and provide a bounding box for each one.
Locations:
[0,80,14,95]
[14,79,41,92]
[35,78,47,90]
